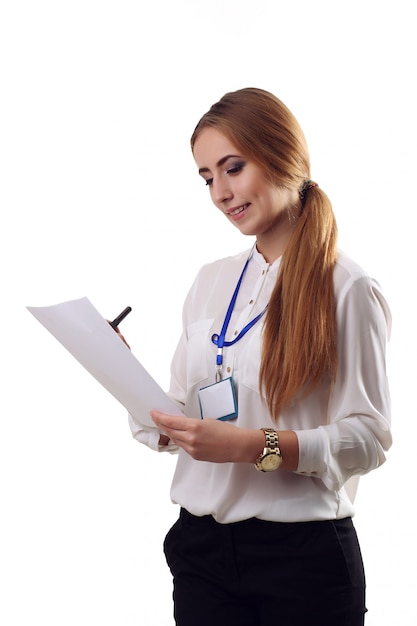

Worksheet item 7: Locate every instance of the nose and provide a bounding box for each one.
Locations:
[211,175,233,205]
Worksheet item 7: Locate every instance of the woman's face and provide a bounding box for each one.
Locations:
[193,126,299,244]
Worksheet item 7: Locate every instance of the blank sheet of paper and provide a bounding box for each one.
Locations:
[27,297,183,429]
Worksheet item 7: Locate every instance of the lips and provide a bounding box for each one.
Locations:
[228,203,249,217]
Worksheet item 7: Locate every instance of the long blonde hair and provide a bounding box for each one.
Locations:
[191,88,338,421]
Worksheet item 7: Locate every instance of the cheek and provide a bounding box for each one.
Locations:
[235,179,252,199]
[245,175,267,200]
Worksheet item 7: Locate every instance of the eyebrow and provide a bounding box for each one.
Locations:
[198,154,242,175]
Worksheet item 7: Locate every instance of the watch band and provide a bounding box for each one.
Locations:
[261,428,279,450]
[255,428,282,471]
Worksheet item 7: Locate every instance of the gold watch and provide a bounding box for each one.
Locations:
[255,428,282,472]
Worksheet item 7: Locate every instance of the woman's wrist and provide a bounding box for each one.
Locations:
[241,428,299,471]
[277,430,299,471]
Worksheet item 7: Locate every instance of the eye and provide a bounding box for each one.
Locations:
[204,177,213,187]
[225,161,245,176]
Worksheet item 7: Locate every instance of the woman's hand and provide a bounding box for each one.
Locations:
[151,410,262,464]
[107,320,130,349]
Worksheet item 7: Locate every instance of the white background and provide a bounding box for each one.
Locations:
[1,1,415,624]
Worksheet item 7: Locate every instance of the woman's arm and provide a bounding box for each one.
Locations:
[151,410,299,470]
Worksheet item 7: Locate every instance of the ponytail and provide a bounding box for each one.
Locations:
[259,185,338,421]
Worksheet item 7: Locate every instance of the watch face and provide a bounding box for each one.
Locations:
[261,453,281,471]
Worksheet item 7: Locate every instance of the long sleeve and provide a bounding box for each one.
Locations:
[296,262,392,491]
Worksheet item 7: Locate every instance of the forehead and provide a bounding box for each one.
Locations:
[193,127,240,168]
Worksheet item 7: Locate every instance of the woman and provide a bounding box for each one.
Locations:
[128,88,392,625]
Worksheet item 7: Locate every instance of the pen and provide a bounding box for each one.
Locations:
[110,306,132,329]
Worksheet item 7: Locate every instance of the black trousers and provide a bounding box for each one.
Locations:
[163,508,367,626]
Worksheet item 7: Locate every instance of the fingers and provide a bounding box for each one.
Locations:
[151,411,188,432]
[151,411,195,449]
[117,332,130,349]
[106,319,131,349]
[151,411,237,462]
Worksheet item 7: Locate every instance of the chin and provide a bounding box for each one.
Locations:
[233,223,257,237]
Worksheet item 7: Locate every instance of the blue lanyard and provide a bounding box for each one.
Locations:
[211,248,268,381]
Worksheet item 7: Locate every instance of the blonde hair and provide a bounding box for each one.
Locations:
[191,88,338,421]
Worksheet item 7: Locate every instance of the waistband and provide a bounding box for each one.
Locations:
[179,507,353,528]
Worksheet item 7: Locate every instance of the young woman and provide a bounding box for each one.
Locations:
[128,88,392,625]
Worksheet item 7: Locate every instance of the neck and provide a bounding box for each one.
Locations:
[256,226,295,264]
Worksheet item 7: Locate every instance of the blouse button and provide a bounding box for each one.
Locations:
[227,367,231,373]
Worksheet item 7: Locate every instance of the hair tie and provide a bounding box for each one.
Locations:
[299,180,319,199]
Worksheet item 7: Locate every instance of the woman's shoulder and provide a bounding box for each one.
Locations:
[334,250,391,330]
[335,249,370,281]
[333,249,379,298]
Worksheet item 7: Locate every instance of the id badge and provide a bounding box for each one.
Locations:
[198,377,238,421]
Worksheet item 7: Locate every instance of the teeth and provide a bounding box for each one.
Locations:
[230,204,247,216]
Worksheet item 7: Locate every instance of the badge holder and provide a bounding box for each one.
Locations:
[198,377,238,421]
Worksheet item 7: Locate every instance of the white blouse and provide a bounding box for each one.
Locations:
[129,247,392,523]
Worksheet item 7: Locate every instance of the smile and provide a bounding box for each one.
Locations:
[229,203,249,216]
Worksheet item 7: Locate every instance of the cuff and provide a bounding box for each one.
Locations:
[295,427,328,476]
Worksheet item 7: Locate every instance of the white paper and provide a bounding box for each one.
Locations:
[27,297,183,429]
